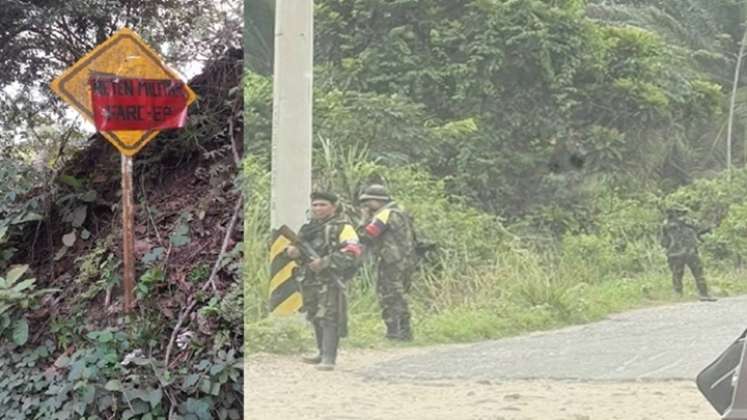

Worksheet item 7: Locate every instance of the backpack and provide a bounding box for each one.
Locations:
[397,210,438,269]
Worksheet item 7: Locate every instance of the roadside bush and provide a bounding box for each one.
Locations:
[0,329,242,420]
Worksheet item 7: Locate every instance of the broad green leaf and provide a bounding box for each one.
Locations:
[68,361,85,381]
[198,379,211,394]
[11,279,36,293]
[170,234,190,247]
[74,400,86,415]
[148,388,162,408]
[183,374,200,388]
[5,265,28,284]
[58,175,83,190]
[142,247,165,264]
[97,330,114,343]
[209,364,224,375]
[54,246,68,261]
[104,380,122,392]
[11,319,28,346]
[54,354,70,368]
[80,384,96,405]
[81,190,97,203]
[12,212,44,225]
[175,224,189,236]
[72,206,87,228]
[185,398,211,419]
[98,396,114,411]
[210,382,221,396]
[62,232,76,247]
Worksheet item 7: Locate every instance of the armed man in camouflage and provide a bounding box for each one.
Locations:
[357,185,417,341]
[660,205,716,302]
[285,191,362,370]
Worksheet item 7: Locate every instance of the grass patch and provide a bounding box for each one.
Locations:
[247,266,747,354]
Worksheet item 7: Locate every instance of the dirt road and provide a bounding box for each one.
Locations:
[246,296,747,419]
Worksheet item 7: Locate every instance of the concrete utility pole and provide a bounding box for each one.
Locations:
[270,0,313,232]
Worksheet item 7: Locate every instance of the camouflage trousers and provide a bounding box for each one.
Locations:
[375,261,413,326]
[300,281,348,337]
[668,254,708,296]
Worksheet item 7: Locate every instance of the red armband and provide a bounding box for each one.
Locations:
[365,219,386,238]
[341,242,363,257]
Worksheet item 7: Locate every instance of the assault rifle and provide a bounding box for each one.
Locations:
[278,224,346,289]
[277,224,320,264]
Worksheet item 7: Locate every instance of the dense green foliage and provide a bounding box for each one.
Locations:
[1,3,244,416]
[251,0,735,218]
[246,0,747,352]
[0,333,242,419]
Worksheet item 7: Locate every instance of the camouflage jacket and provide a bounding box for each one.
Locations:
[295,215,362,285]
[358,202,416,267]
[660,217,702,257]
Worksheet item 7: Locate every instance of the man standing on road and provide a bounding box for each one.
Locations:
[660,205,716,302]
[285,191,362,370]
[357,184,417,341]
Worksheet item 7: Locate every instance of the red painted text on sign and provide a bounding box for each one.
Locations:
[90,76,189,131]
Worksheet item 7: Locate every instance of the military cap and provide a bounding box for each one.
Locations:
[359,184,391,202]
[666,204,688,215]
[310,191,338,204]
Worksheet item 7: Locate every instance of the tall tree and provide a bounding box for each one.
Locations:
[0,0,242,91]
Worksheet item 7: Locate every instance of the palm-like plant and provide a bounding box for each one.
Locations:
[588,0,747,176]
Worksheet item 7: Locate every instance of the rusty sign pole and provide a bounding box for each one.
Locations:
[121,154,135,312]
[50,29,197,314]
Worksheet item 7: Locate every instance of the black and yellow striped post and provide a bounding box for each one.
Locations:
[269,228,303,315]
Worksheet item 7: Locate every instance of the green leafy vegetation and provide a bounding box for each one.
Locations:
[246,0,747,353]
[0,2,244,416]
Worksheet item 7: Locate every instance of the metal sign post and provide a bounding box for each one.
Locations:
[50,28,196,314]
[121,155,135,312]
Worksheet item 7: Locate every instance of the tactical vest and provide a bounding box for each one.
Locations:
[298,216,359,282]
[662,219,699,257]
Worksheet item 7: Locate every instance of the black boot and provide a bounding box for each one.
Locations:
[695,279,716,302]
[302,323,323,364]
[385,319,400,340]
[399,316,413,341]
[316,325,338,371]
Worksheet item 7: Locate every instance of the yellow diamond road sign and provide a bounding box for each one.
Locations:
[51,28,197,156]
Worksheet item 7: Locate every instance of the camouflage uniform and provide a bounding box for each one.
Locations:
[359,193,417,340]
[292,211,361,369]
[660,210,711,299]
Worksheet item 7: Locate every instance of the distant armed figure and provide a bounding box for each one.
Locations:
[660,205,716,302]
[284,191,362,371]
[357,184,417,341]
